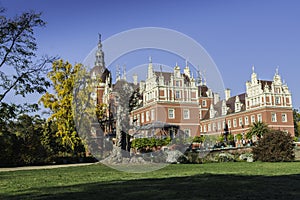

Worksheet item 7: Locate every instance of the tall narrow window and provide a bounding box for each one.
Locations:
[146,111,150,121]
[271,113,277,122]
[233,119,237,127]
[151,109,155,121]
[175,91,180,99]
[245,116,249,125]
[168,108,175,119]
[239,118,243,127]
[282,113,287,122]
[141,113,144,123]
[257,114,262,122]
[183,109,190,119]
[251,115,255,123]
[228,120,231,128]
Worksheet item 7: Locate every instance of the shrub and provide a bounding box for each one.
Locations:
[253,130,295,162]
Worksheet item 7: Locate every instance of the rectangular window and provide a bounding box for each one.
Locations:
[233,119,237,128]
[204,125,207,132]
[130,116,133,126]
[208,124,211,132]
[176,81,180,86]
[183,109,190,119]
[151,109,155,121]
[213,123,216,131]
[245,116,249,125]
[282,113,287,122]
[202,100,206,107]
[175,90,180,99]
[239,118,243,127]
[275,96,281,104]
[146,111,150,121]
[228,120,231,128]
[218,122,221,131]
[141,113,144,123]
[251,115,255,123]
[271,113,277,122]
[184,129,191,137]
[168,108,175,119]
[137,114,140,126]
[257,114,262,122]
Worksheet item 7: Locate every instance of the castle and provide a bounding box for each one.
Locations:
[91,36,295,140]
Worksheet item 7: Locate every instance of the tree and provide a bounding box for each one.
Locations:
[0,8,55,116]
[40,60,86,153]
[253,130,294,162]
[293,109,300,137]
[246,121,269,140]
[0,114,48,165]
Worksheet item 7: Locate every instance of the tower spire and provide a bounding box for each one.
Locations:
[95,33,105,67]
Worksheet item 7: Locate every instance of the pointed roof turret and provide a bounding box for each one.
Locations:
[95,33,105,67]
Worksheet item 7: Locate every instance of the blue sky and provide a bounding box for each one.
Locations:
[1,0,300,109]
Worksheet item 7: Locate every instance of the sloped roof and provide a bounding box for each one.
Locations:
[201,93,246,120]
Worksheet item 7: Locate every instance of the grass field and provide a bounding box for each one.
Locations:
[1,162,300,199]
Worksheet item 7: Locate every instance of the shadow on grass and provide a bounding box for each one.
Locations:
[2,174,300,200]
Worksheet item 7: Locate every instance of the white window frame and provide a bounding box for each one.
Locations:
[257,114,262,122]
[218,121,221,131]
[282,113,287,122]
[208,124,211,132]
[275,96,281,104]
[137,114,140,126]
[151,109,155,121]
[251,115,255,123]
[168,108,175,119]
[202,100,206,107]
[239,118,243,127]
[271,113,277,122]
[141,113,144,123]
[233,119,237,128]
[175,90,180,99]
[146,111,150,121]
[245,116,249,125]
[228,120,231,128]
[204,125,207,132]
[183,109,190,119]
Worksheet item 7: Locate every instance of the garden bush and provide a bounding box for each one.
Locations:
[253,130,294,162]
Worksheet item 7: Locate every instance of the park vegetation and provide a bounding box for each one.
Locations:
[0,8,299,166]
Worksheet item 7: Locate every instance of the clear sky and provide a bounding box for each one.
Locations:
[1,0,300,109]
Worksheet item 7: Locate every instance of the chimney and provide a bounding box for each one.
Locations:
[214,93,220,104]
[225,88,231,101]
[133,73,138,85]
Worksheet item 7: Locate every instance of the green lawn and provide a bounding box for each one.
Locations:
[1,162,300,199]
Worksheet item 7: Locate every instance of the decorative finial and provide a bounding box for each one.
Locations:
[176,62,178,66]
[185,59,188,67]
[276,66,279,75]
[252,65,255,73]
[149,56,152,63]
[98,33,102,43]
